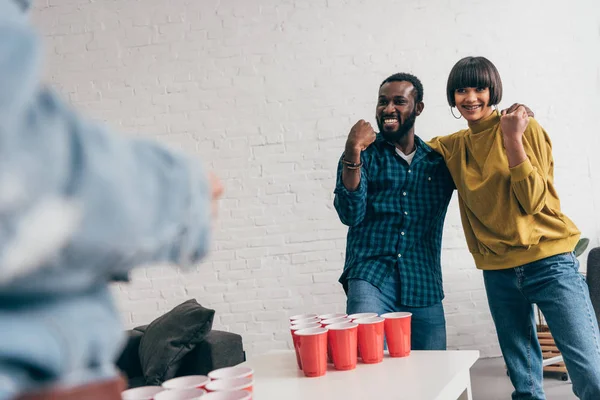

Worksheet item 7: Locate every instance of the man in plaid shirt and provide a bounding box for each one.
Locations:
[334,73,455,350]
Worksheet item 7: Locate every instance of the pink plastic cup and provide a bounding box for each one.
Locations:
[200,391,251,400]
[208,366,253,380]
[121,386,164,400]
[162,375,210,390]
[205,377,253,394]
[154,388,206,400]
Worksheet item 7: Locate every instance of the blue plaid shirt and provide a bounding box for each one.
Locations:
[334,135,455,307]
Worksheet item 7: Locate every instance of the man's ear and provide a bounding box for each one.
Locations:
[415,101,424,116]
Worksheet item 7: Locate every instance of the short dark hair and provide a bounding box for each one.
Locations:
[380,73,424,104]
[446,56,503,107]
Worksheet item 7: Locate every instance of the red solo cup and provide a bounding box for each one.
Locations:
[348,312,378,321]
[381,312,412,357]
[121,386,164,400]
[355,316,385,364]
[294,327,328,377]
[162,375,210,390]
[291,316,320,325]
[208,366,253,380]
[290,313,318,321]
[320,316,349,327]
[200,391,252,400]
[154,388,206,400]
[290,322,321,369]
[327,322,358,371]
[318,313,347,320]
[320,317,349,362]
[205,377,253,394]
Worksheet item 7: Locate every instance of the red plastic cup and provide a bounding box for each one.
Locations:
[347,312,378,321]
[290,322,321,369]
[162,375,210,390]
[201,391,252,400]
[327,322,358,370]
[290,313,318,321]
[320,317,349,327]
[318,313,347,320]
[154,388,206,400]
[294,327,328,377]
[205,377,253,394]
[381,312,412,357]
[121,386,164,400]
[355,316,385,364]
[208,366,253,380]
[320,317,350,362]
[291,316,320,325]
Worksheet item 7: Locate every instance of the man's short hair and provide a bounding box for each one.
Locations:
[380,73,424,104]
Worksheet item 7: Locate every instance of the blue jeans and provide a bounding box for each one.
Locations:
[0,285,124,400]
[484,252,600,400]
[346,271,446,350]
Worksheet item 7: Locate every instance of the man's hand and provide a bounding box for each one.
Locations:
[502,103,534,118]
[346,120,376,152]
[209,172,224,219]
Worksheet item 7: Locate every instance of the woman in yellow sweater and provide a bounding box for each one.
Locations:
[428,56,600,400]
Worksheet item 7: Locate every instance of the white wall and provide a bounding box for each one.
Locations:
[31,0,600,357]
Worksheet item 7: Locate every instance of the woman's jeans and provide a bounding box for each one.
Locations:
[484,252,600,400]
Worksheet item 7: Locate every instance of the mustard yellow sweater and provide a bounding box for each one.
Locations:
[428,111,580,270]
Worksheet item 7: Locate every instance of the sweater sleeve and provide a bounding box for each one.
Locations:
[426,133,458,161]
[509,118,552,215]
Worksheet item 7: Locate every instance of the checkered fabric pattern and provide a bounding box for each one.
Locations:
[334,134,455,307]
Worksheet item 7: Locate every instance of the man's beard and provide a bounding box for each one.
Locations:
[378,109,417,143]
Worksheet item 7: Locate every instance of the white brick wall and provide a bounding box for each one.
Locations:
[31,0,600,358]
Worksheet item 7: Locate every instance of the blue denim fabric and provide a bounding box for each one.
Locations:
[484,252,600,400]
[346,269,447,350]
[0,1,212,397]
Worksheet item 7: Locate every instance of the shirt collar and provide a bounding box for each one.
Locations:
[377,134,431,154]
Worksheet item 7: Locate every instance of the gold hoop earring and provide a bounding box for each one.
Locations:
[450,107,462,119]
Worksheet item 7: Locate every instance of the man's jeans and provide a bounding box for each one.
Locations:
[346,270,446,350]
[484,252,600,400]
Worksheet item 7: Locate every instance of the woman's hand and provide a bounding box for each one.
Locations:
[500,105,529,146]
[500,106,529,167]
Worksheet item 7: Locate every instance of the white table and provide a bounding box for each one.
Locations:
[242,350,479,400]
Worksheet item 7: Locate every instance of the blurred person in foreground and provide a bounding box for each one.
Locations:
[0,1,222,398]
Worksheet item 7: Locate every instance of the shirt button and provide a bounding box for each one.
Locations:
[404,211,408,215]
[428,177,432,181]
[401,232,405,236]
[408,169,412,173]
[402,192,407,196]
[397,253,402,258]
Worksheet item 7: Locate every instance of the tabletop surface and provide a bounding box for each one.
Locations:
[242,350,480,400]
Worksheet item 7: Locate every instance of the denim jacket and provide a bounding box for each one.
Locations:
[0,0,212,298]
[0,2,213,396]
